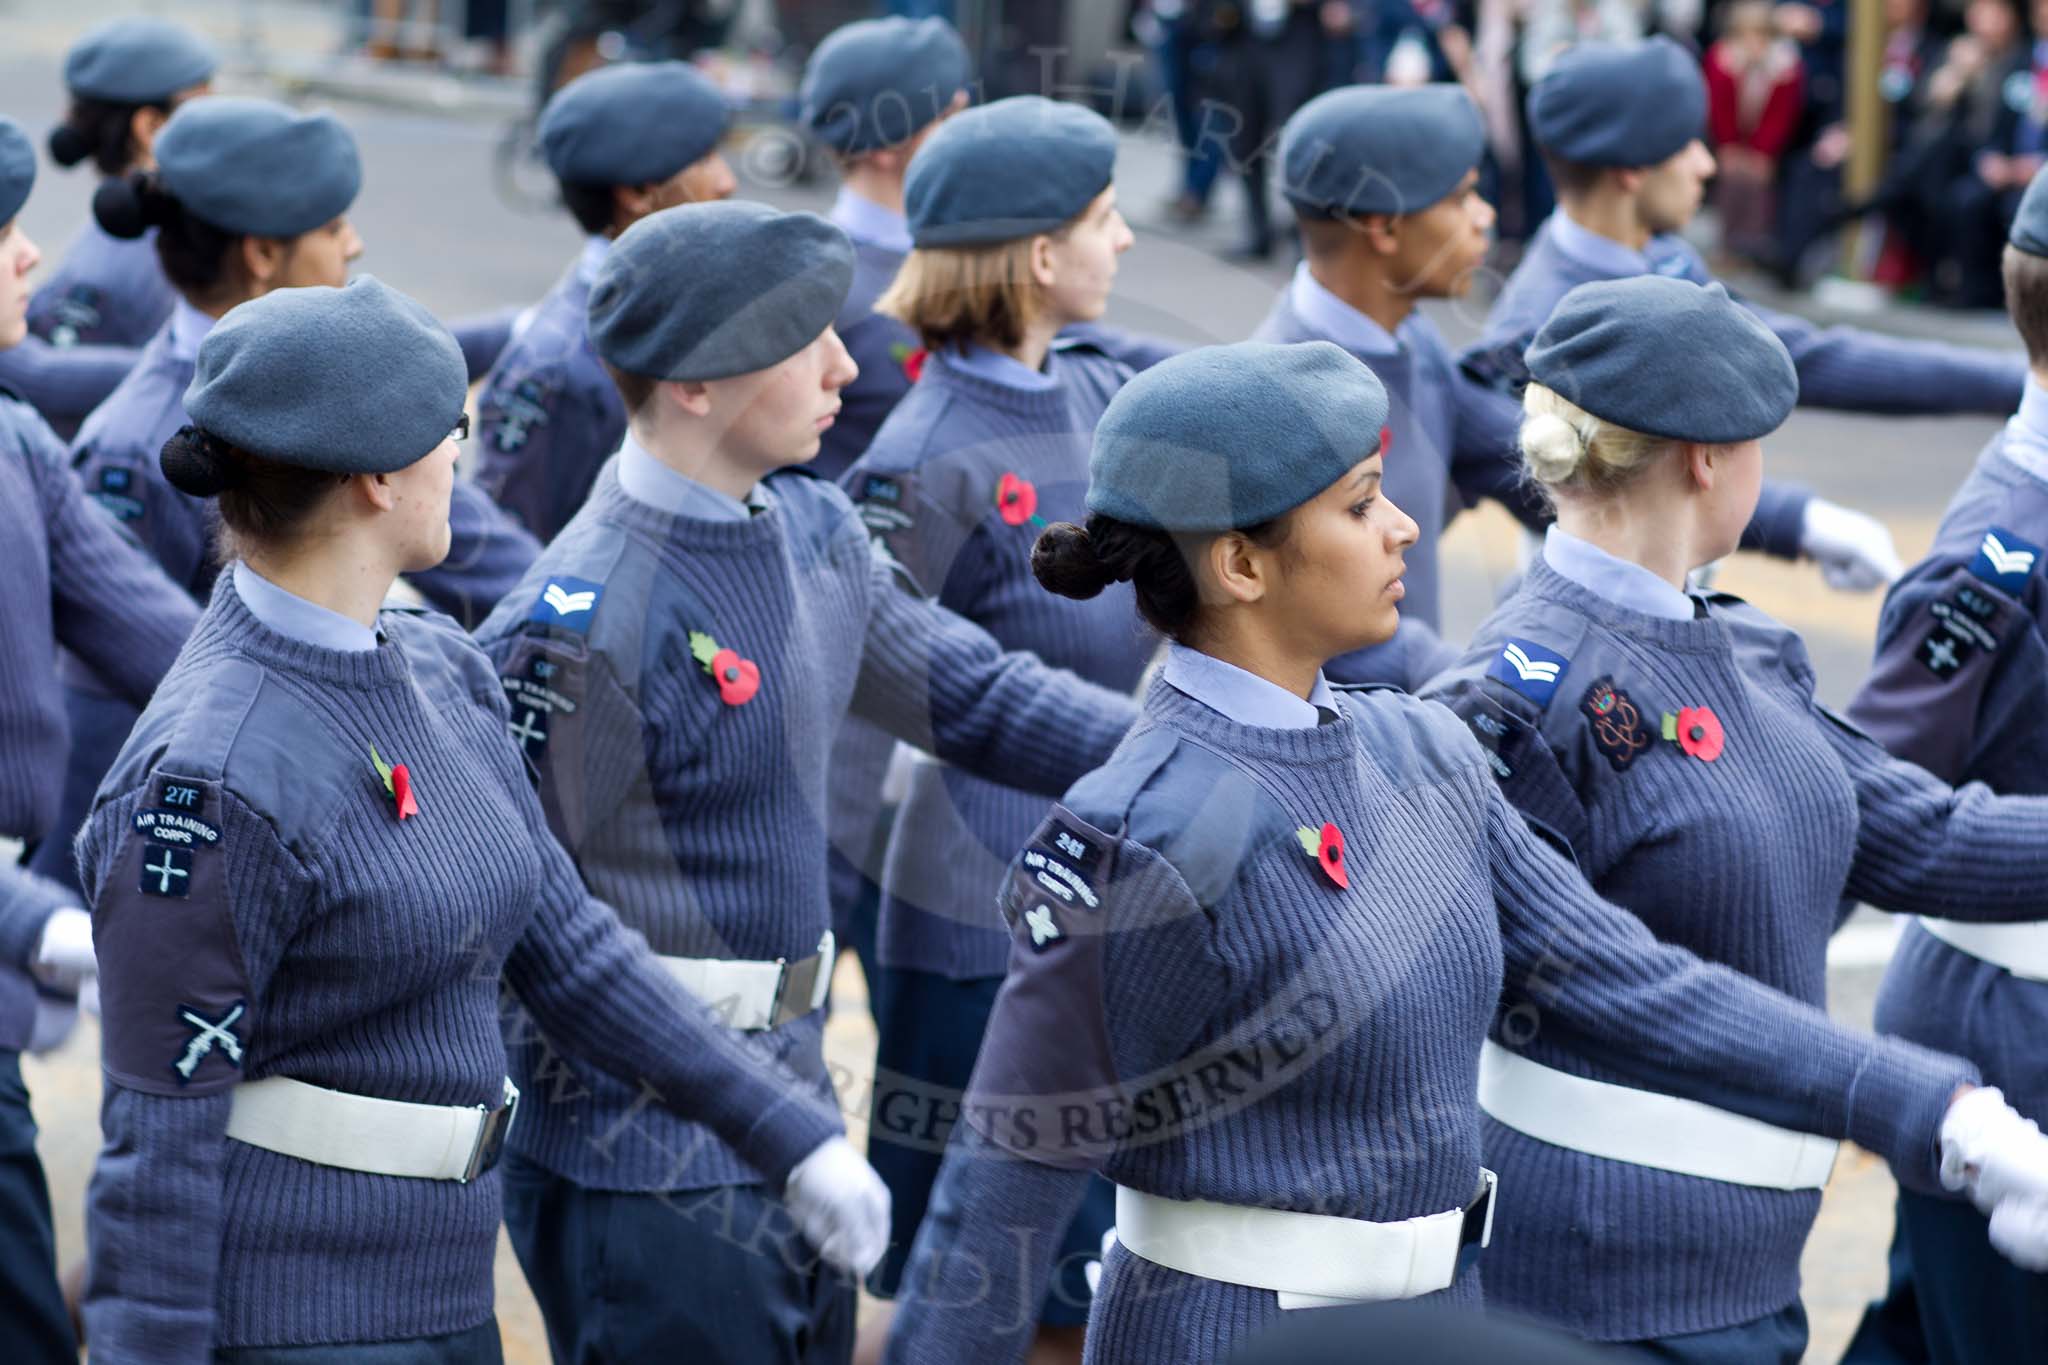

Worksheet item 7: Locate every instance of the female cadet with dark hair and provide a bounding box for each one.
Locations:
[881,340,2048,1365]
[838,94,1149,1359]
[35,18,216,352]
[31,95,540,896]
[77,274,888,1363]
[1422,275,2048,1360]
[0,112,196,1365]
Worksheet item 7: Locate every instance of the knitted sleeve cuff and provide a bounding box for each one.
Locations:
[0,864,69,973]
[1740,479,1810,560]
[1844,1038,1980,1195]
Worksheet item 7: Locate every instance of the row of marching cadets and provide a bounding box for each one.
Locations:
[0,12,2043,1365]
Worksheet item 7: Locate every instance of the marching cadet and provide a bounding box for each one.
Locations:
[78,273,889,1363]
[472,200,1139,1363]
[0,20,214,437]
[32,96,540,894]
[1423,274,2048,1361]
[881,340,2048,1365]
[36,18,215,352]
[473,61,736,541]
[1261,83,1903,688]
[0,113,189,1363]
[1838,169,2048,1363]
[839,94,1150,1361]
[1469,37,2026,459]
[798,15,971,484]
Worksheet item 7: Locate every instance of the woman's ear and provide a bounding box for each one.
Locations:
[129,106,169,165]
[1028,232,1058,290]
[1683,441,1716,492]
[1202,530,1269,606]
[358,470,399,514]
[240,235,287,292]
[660,378,715,420]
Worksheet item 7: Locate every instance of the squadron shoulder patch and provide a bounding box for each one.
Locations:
[1486,638,1571,706]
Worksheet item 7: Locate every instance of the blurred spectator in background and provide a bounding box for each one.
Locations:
[1935,0,2048,303]
[1142,0,1225,221]
[1706,0,1806,262]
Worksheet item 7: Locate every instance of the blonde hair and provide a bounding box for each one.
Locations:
[877,232,1062,353]
[1519,383,1671,494]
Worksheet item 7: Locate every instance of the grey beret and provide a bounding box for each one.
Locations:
[64,18,217,104]
[186,275,466,474]
[905,96,1116,247]
[156,97,361,238]
[1088,341,1390,532]
[800,17,972,155]
[1525,276,1796,445]
[540,61,730,187]
[2012,163,2048,256]
[590,201,855,382]
[1529,37,1706,168]
[1281,84,1484,219]
[0,118,34,225]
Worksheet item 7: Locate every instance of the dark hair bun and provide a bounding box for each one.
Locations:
[160,426,240,498]
[1032,521,1118,599]
[46,122,92,169]
[93,171,176,239]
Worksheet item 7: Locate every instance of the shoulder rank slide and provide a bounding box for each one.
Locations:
[1486,638,1571,706]
[528,575,604,633]
[1968,526,2041,596]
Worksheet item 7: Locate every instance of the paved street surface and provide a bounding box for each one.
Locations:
[4,2,2019,1359]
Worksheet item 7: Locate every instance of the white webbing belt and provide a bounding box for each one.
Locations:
[1918,918,2048,983]
[225,1076,519,1183]
[1478,1041,1838,1191]
[659,931,835,1032]
[1113,1173,1494,1309]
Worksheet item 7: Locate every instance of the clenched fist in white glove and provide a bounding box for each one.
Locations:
[1939,1086,2048,1270]
[784,1137,891,1278]
[33,907,95,992]
[1801,498,1904,592]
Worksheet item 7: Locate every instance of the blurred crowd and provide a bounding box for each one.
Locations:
[1137,0,2048,307]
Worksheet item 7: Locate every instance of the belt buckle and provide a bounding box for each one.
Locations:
[1460,1168,1497,1250]
[769,932,834,1029]
[460,1078,521,1184]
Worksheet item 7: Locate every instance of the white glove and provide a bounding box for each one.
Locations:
[783,1137,890,1278]
[1083,1227,1117,1295]
[1990,1198,2048,1273]
[32,908,95,992]
[1940,1087,2048,1209]
[1800,498,1904,592]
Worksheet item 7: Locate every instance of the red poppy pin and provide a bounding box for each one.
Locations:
[1295,821,1348,889]
[889,342,929,383]
[369,745,419,821]
[996,471,1045,528]
[1660,706,1725,762]
[689,631,760,706]
[1379,425,1392,459]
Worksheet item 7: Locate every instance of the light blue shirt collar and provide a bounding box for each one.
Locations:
[829,187,913,254]
[940,343,1060,391]
[2002,377,2048,483]
[1542,524,1697,621]
[232,561,380,652]
[1547,210,1651,277]
[574,235,611,287]
[1288,261,1401,357]
[1162,641,1339,729]
[615,434,769,521]
[168,297,217,363]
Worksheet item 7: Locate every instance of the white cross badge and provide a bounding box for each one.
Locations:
[140,844,191,898]
[1025,903,1062,950]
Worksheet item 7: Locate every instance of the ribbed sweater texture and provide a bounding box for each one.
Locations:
[885,676,1973,1364]
[474,466,1136,1192]
[1471,216,2023,417]
[1425,558,2041,1339]
[0,393,193,843]
[844,347,1154,979]
[77,578,839,1360]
